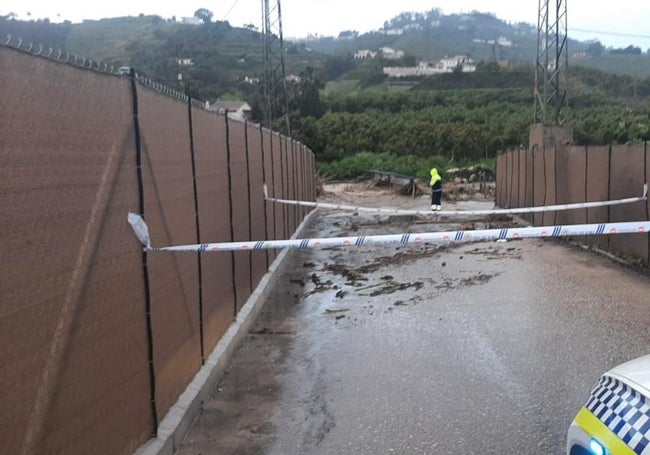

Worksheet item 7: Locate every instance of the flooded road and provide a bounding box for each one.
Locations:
[178,201,650,455]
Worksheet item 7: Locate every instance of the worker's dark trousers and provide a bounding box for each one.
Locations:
[431,182,442,205]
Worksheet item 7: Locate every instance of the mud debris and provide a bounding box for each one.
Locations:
[249,327,295,335]
[357,249,438,273]
[367,280,424,297]
[323,264,367,284]
[325,309,349,315]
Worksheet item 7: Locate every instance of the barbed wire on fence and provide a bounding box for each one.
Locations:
[3,33,116,75]
[3,33,194,105]
[134,73,192,104]
[190,99,204,109]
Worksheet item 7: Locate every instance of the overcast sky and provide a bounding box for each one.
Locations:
[2,0,650,49]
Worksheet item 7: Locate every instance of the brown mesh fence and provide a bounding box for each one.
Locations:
[543,147,557,226]
[262,129,278,263]
[532,146,545,226]
[291,139,299,231]
[497,142,650,265]
[1,44,309,455]
[562,147,588,242]
[646,143,650,265]
[503,153,513,208]
[286,137,293,233]
[279,135,289,238]
[496,153,505,207]
[553,145,570,226]
[272,133,286,242]
[190,106,235,354]
[227,119,253,312]
[299,144,307,219]
[586,145,611,251]
[245,124,269,287]
[525,148,534,224]
[512,148,520,208]
[43,128,153,455]
[138,88,202,421]
[0,47,151,455]
[608,145,648,260]
[306,149,313,204]
[517,148,525,212]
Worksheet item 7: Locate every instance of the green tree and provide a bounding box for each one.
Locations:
[194,8,213,24]
[296,66,325,118]
[586,40,604,57]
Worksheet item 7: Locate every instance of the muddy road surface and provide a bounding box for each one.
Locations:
[177,184,650,455]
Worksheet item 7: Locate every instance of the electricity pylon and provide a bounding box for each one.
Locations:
[261,0,291,135]
[534,0,569,125]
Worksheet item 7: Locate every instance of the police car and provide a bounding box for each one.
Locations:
[568,355,650,455]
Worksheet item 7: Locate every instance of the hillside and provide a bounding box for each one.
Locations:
[302,10,573,64]
[302,9,650,78]
[0,14,323,101]
[3,9,650,99]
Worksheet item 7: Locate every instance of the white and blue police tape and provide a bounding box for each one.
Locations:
[127,213,650,252]
[263,184,648,217]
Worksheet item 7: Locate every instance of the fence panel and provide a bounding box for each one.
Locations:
[584,146,611,251]
[608,145,648,261]
[289,139,298,232]
[190,107,235,352]
[542,146,557,226]
[496,153,505,207]
[272,133,285,242]
[262,129,277,263]
[532,146,545,226]
[646,143,650,265]
[563,147,588,227]
[505,151,512,208]
[525,147,534,223]
[517,148,526,210]
[138,88,201,420]
[513,148,521,207]
[246,124,269,287]
[312,150,317,201]
[227,120,253,312]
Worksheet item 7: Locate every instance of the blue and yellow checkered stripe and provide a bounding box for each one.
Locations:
[580,375,650,455]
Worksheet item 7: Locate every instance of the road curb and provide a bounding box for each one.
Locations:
[134,208,319,455]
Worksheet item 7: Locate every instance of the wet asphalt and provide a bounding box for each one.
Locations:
[178,205,650,455]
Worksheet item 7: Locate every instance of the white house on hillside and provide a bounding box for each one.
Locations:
[180,17,202,25]
[381,47,405,60]
[354,49,378,59]
[206,101,252,121]
[439,55,476,72]
[383,56,476,78]
[497,36,513,47]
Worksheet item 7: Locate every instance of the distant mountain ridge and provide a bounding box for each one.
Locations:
[2,8,650,100]
[301,9,550,62]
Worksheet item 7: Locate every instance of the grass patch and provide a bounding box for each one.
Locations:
[323,80,361,96]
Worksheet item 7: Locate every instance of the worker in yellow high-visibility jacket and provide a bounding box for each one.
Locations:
[430,168,442,211]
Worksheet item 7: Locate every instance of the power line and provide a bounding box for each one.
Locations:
[569,27,650,40]
[223,0,242,20]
